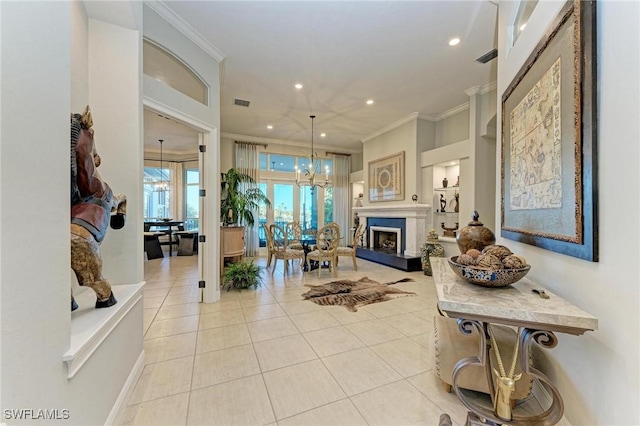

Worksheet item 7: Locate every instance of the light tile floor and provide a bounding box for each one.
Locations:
[116,253,563,426]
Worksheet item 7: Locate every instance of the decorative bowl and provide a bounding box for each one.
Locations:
[161,218,173,222]
[447,256,531,288]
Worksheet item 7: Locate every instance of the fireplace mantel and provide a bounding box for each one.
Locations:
[353,204,432,257]
[353,204,431,218]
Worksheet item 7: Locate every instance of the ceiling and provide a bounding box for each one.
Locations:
[144,1,498,156]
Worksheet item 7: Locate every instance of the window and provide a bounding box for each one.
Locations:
[144,166,171,219]
[184,169,199,231]
[258,182,268,247]
[324,187,333,224]
[274,183,294,224]
[512,0,539,45]
[299,186,316,230]
[143,39,208,105]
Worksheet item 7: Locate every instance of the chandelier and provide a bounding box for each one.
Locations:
[155,139,168,191]
[294,115,331,191]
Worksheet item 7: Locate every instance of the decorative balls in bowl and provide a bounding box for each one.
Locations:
[447,245,531,288]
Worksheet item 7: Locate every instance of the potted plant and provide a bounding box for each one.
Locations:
[222,260,264,291]
[220,168,271,226]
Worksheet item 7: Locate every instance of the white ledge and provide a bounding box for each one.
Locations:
[353,204,431,218]
[64,282,144,378]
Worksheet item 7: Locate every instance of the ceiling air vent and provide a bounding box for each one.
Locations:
[234,98,250,107]
[476,48,498,64]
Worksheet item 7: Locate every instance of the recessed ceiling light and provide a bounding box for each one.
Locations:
[448,37,461,46]
[267,125,273,130]
[450,162,456,166]
[294,83,303,89]
[519,23,527,31]
[366,99,374,105]
[320,133,326,137]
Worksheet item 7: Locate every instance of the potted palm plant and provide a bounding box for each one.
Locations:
[222,260,264,291]
[220,168,271,226]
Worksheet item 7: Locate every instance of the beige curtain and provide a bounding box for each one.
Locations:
[332,154,351,244]
[169,161,184,221]
[235,142,260,256]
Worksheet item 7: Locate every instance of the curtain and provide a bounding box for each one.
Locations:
[235,142,260,256]
[332,154,351,245]
[169,161,184,221]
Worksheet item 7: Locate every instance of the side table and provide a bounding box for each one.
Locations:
[431,257,598,425]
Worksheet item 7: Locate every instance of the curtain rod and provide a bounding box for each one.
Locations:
[325,151,351,157]
[235,141,268,149]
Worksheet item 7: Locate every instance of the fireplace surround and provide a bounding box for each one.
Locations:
[352,204,431,271]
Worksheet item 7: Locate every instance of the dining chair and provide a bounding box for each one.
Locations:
[269,224,304,276]
[306,222,340,277]
[262,223,276,267]
[336,222,366,271]
[285,221,303,250]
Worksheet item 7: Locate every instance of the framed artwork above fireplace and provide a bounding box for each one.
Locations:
[368,151,405,202]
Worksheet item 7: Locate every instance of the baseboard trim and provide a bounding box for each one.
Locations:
[104,350,145,425]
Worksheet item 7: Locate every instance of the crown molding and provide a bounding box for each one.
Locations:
[361,112,421,143]
[435,102,470,121]
[466,81,497,97]
[221,133,362,154]
[144,0,226,63]
[479,81,497,95]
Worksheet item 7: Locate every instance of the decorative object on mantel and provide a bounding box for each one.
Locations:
[355,193,364,207]
[455,176,459,187]
[301,276,415,312]
[456,210,495,253]
[421,229,445,276]
[412,194,418,204]
[441,222,458,238]
[294,115,331,192]
[442,177,448,188]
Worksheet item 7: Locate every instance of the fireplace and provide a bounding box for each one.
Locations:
[370,226,402,254]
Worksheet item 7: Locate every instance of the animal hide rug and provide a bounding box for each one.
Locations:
[301,276,416,312]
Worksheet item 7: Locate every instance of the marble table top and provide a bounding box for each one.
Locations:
[432,258,598,335]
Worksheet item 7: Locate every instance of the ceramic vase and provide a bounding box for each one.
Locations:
[456,211,495,254]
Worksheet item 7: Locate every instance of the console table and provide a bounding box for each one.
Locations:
[431,257,598,425]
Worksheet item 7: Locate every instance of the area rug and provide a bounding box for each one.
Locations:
[301,276,416,312]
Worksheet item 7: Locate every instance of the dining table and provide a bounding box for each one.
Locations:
[144,220,185,257]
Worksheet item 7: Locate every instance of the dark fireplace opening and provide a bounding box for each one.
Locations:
[373,231,398,254]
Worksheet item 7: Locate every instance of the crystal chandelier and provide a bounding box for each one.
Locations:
[155,139,168,191]
[294,115,331,191]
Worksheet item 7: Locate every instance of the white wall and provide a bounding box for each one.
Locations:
[1,2,144,424]
[435,108,469,147]
[497,1,639,424]
[362,120,418,206]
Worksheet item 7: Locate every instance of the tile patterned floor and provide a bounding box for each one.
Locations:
[116,253,563,426]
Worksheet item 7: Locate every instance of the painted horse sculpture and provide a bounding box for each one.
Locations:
[70,106,126,311]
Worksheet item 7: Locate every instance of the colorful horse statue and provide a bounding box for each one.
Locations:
[70,106,126,311]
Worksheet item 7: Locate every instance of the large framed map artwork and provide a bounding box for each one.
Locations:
[501,0,598,261]
[368,151,405,202]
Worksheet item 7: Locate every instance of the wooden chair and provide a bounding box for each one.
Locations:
[336,223,365,271]
[262,223,276,267]
[269,224,304,276]
[285,221,303,250]
[306,222,340,277]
